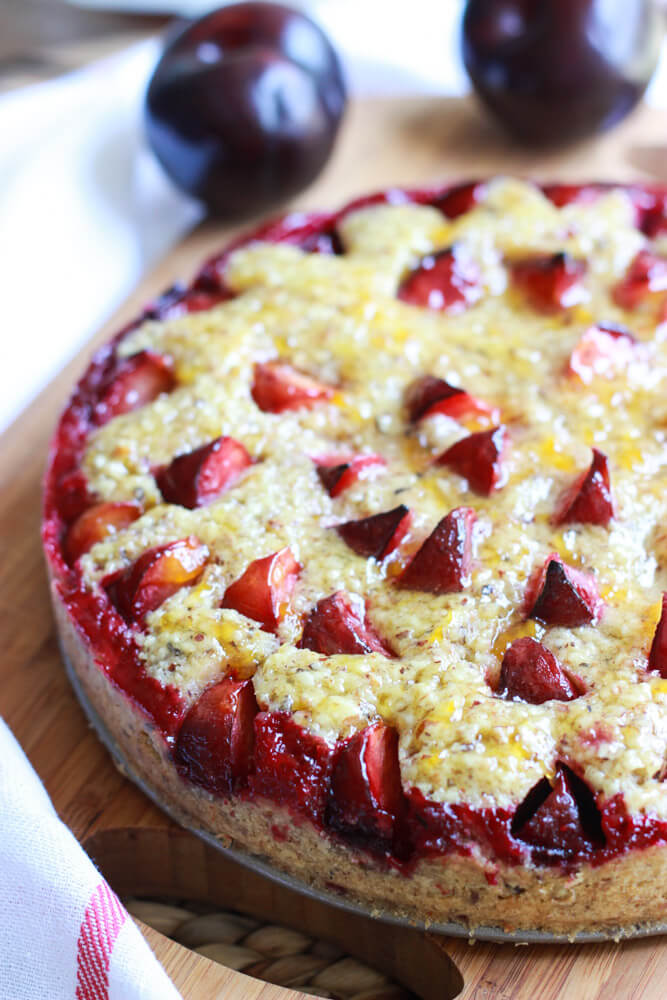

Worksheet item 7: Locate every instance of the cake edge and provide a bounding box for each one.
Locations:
[50,569,667,938]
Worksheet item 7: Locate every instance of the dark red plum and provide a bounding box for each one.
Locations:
[145,2,346,216]
[462,0,660,145]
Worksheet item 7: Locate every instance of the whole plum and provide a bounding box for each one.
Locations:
[462,0,661,145]
[145,3,346,217]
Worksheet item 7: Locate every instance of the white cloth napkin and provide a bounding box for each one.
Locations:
[0,719,182,999]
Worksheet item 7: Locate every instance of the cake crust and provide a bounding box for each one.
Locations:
[51,574,667,937]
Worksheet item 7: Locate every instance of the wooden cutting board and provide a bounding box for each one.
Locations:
[4,94,667,999]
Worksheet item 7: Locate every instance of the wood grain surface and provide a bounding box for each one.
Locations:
[4,95,667,998]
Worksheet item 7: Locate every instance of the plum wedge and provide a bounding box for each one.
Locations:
[252,713,334,821]
[94,350,175,424]
[437,426,509,495]
[398,507,476,595]
[513,767,604,859]
[526,555,603,627]
[398,247,482,313]
[499,636,581,704]
[315,453,386,498]
[252,361,333,412]
[335,505,412,561]
[511,252,586,312]
[614,250,667,309]
[328,722,404,840]
[552,449,615,527]
[106,536,208,624]
[567,323,638,384]
[66,501,142,564]
[174,677,258,795]
[221,547,301,632]
[300,591,394,657]
[156,435,252,509]
[405,375,499,425]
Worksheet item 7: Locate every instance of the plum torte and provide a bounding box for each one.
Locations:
[44,178,667,936]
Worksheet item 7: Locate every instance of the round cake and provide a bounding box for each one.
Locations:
[44,178,667,937]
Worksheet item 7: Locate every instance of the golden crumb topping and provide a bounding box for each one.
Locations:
[79,178,667,814]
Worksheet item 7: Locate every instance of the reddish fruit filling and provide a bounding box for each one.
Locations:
[105,537,208,625]
[526,555,603,627]
[156,435,252,509]
[398,247,482,313]
[614,250,667,309]
[54,468,94,525]
[567,322,638,384]
[297,223,345,255]
[221,547,301,633]
[437,426,509,496]
[433,181,486,219]
[541,183,606,208]
[299,591,394,658]
[398,507,476,595]
[405,375,499,425]
[649,593,667,679]
[315,453,386,497]
[145,283,234,320]
[252,361,334,412]
[43,182,667,873]
[66,501,142,564]
[335,505,412,561]
[511,252,587,312]
[498,637,582,705]
[552,449,615,527]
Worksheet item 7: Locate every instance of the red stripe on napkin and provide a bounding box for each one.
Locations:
[75,882,126,999]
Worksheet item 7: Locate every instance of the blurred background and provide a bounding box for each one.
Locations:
[2,0,666,435]
[1,0,464,94]
[2,0,166,91]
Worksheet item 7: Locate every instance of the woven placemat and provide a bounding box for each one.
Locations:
[125,898,416,999]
